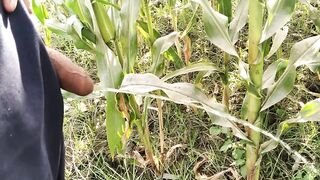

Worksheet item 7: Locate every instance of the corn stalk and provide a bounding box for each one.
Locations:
[245,1,264,179]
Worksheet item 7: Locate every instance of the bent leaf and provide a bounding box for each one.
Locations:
[120,73,249,141]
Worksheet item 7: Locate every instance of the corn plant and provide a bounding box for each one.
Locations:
[34,0,320,179]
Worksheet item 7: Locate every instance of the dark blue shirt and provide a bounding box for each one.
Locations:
[0,1,64,179]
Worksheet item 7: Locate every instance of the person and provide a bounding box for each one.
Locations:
[0,0,94,179]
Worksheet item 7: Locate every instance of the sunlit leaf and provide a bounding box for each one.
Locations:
[32,0,48,24]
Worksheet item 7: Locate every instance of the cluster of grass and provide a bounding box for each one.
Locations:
[48,1,320,179]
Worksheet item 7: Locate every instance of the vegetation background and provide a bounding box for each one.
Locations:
[38,0,320,179]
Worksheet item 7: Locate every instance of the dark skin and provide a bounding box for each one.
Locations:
[2,0,94,96]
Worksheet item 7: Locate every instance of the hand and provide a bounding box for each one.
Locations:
[2,0,94,96]
[3,0,32,14]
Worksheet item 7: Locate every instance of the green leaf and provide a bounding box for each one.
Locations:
[262,59,288,89]
[232,149,245,160]
[105,92,125,156]
[137,20,183,69]
[266,26,289,59]
[217,0,232,21]
[229,0,248,44]
[120,0,141,73]
[149,32,180,75]
[220,139,232,152]
[300,98,320,122]
[181,5,199,38]
[192,0,238,57]
[162,62,220,81]
[260,0,297,43]
[92,1,115,43]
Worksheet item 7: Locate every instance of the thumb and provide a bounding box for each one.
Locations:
[2,0,18,13]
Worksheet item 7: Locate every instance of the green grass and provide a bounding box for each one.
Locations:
[47,1,320,179]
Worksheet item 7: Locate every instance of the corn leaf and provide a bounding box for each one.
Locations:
[261,66,296,111]
[120,73,249,141]
[266,26,289,59]
[260,0,296,43]
[66,0,92,28]
[261,36,320,111]
[229,0,248,44]
[262,60,282,89]
[120,0,140,73]
[162,62,220,81]
[217,0,232,21]
[292,35,320,67]
[192,0,238,57]
[137,20,183,69]
[149,32,179,75]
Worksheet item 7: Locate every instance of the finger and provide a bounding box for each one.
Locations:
[2,0,18,13]
[23,0,32,14]
[46,47,94,96]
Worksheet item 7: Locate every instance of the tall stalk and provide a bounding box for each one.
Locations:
[246,0,265,179]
